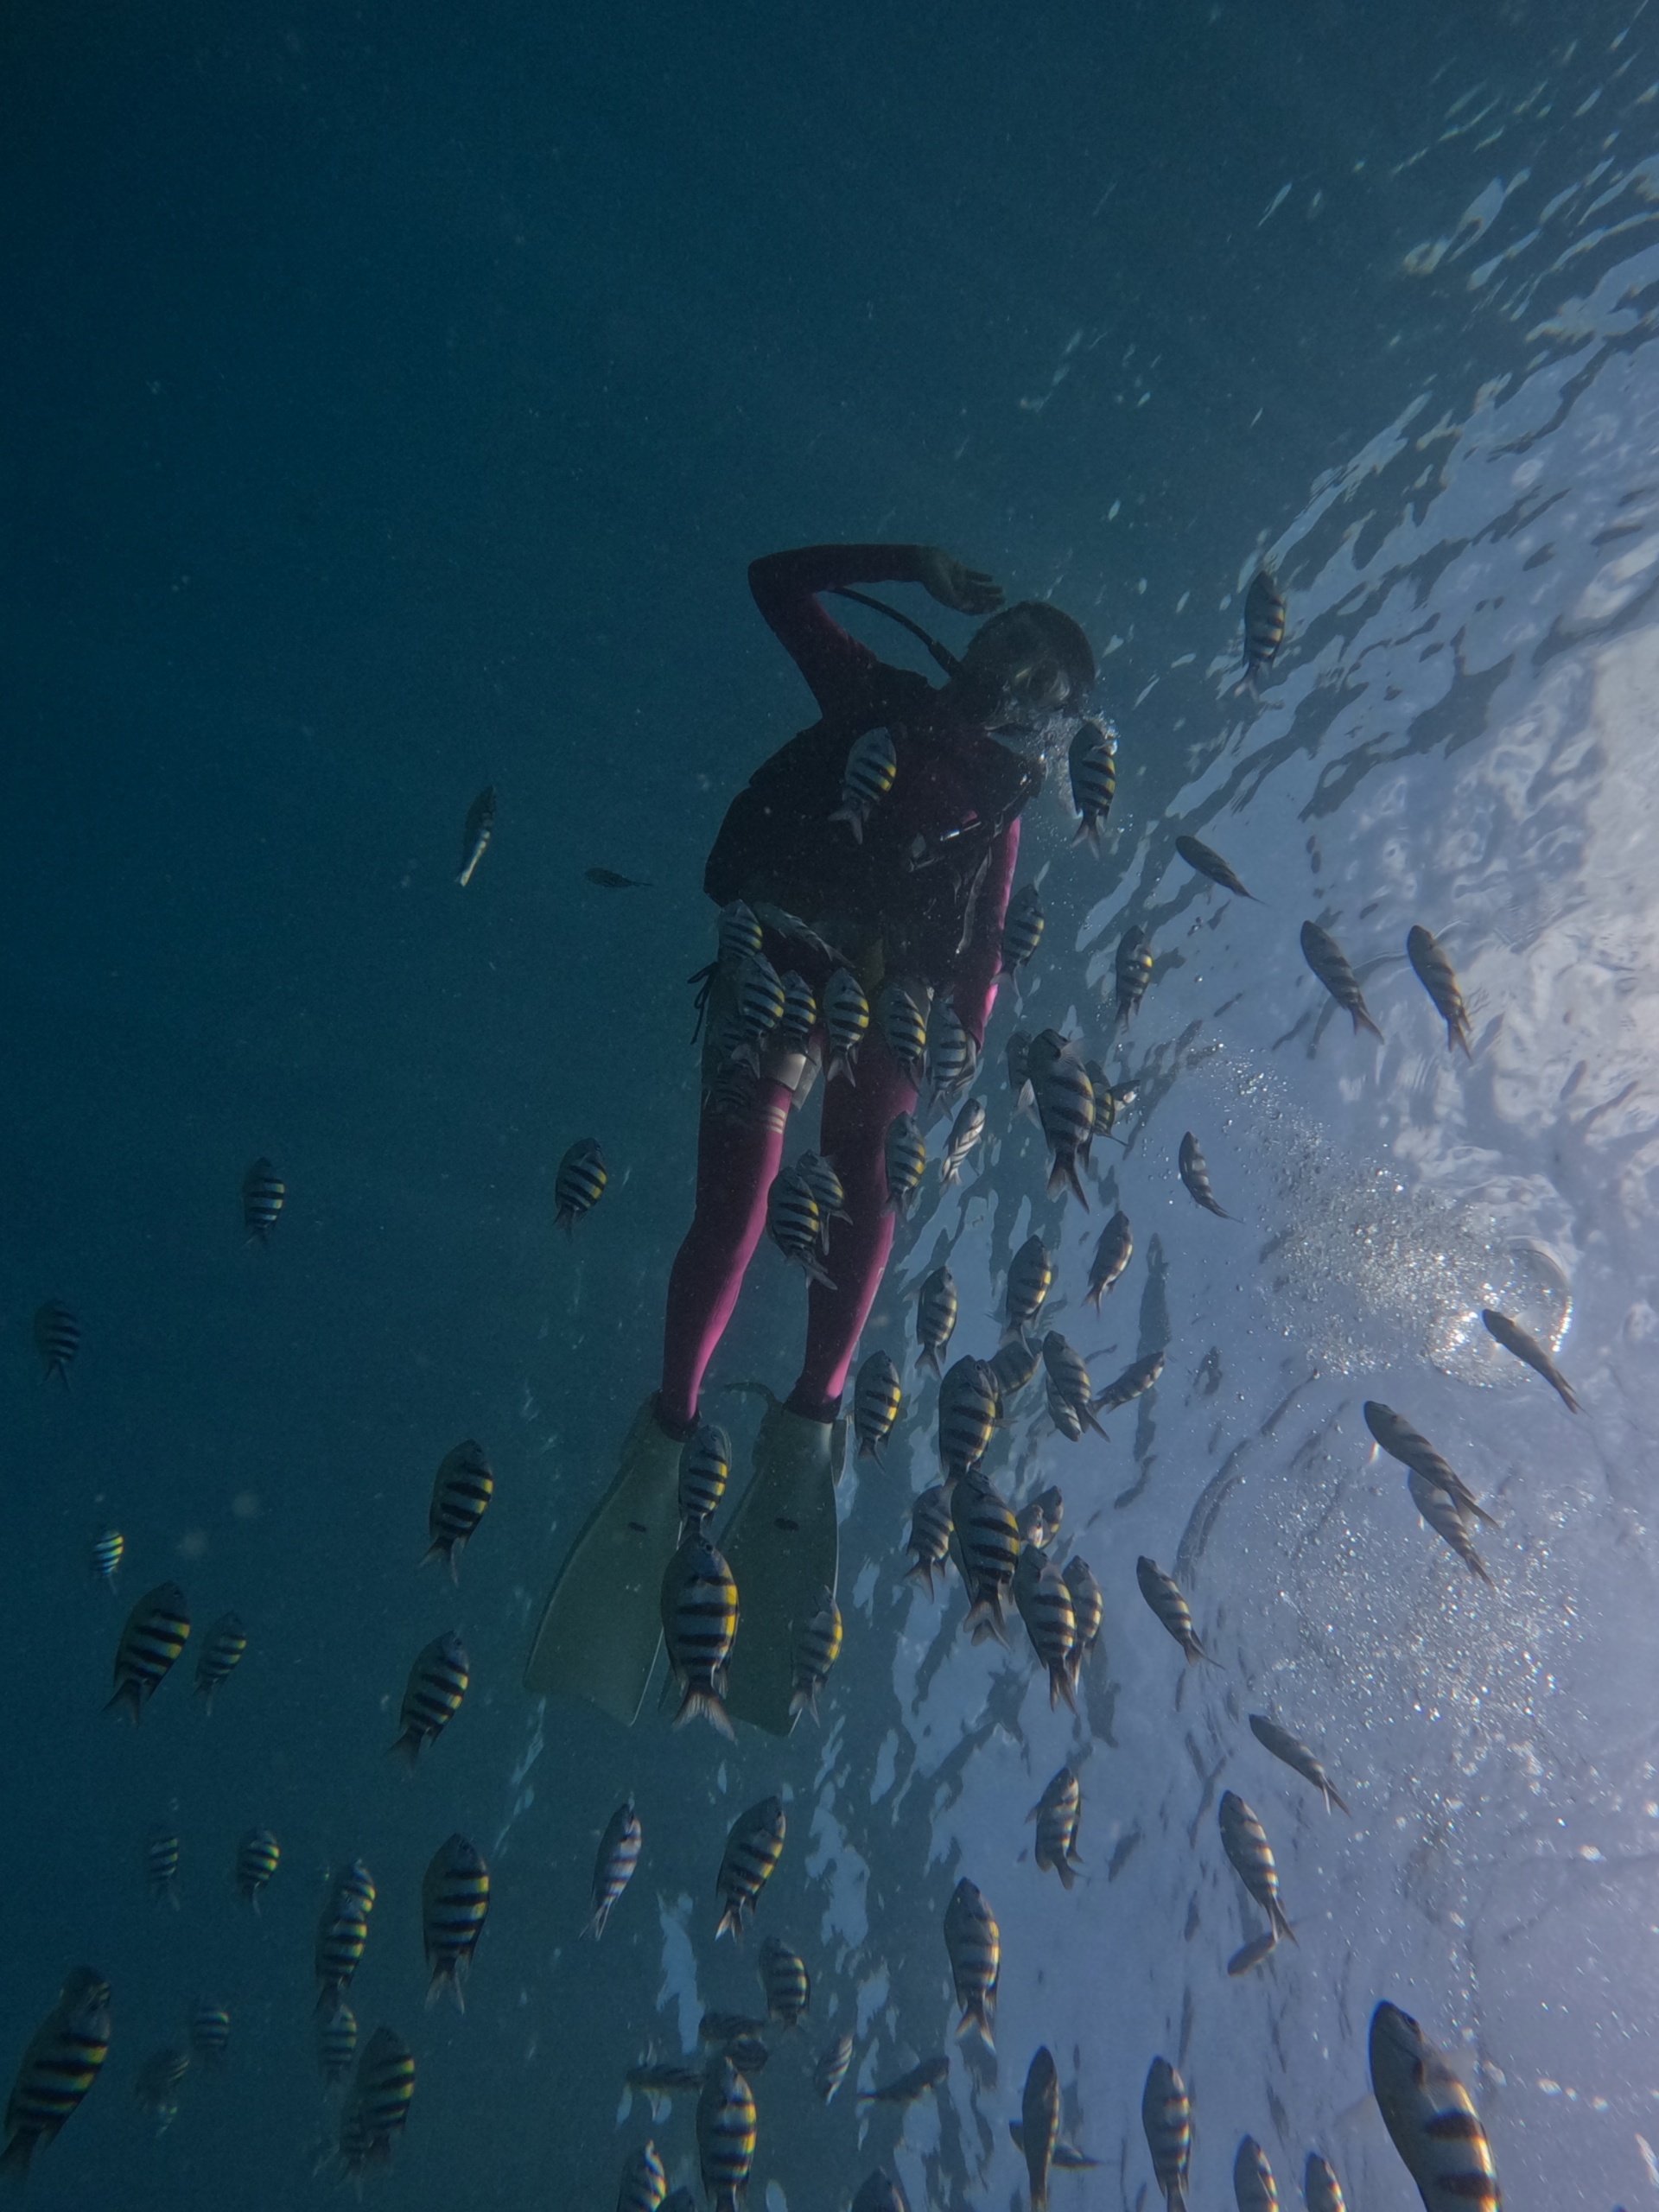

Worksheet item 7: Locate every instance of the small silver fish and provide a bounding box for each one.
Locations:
[456,786,496,886]
[1407,925,1472,1055]
[1481,1307,1578,1413]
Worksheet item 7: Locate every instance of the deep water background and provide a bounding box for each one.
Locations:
[8,1,1659,2206]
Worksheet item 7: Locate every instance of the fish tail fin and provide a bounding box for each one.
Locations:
[1273,1902,1298,1944]
[196,1681,216,1713]
[1056,1859,1076,1891]
[388,1729,421,1770]
[673,1685,735,1740]
[1324,1783,1351,1817]
[105,1681,141,1724]
[1052,1665,1078,1713]
[918,1348,942,1379]
[801,1254,839,1292]
[1354,1007,1384,1041]
[1555,1377,1581,1414]
[827,804,863,842]
[0,2132,38,2183]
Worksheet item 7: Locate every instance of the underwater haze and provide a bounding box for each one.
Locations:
[7,0,1659,2206]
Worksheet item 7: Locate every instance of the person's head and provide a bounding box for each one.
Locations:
[956,600,1096,721]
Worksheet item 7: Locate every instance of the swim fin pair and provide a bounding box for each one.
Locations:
[523,1394,842,1737]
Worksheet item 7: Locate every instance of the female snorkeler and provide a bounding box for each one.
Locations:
[526,543,1096,1733]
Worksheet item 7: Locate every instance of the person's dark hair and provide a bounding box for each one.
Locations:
[965,600,1096,704]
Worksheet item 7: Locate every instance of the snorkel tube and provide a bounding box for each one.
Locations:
[828,586,965,678]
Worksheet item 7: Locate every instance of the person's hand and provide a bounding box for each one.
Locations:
[916,547,1004,616]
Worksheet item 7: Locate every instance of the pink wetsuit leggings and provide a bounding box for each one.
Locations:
[658,1032,919,1432]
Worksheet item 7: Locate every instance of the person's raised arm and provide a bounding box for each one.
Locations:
[749,543,1001,715]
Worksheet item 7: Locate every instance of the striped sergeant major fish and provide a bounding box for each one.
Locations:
[423,1440,494,1580]
[661,1536,739,1739]
[1234,2133,1280,2212]
[789,1589,842,1723]
[943,1878,999,2049]
[1136,1555,1214,1667]
[1179,1130,1232,1217]
[830,725,898,842]
[715,1796,785,1942]
[389,1630,470,1765]
[1242,569,1287,690]
[1406,925,1472,1056]
[1141,2055,1192,2212]
[852,1350,903,1460]
[422,1834,490,2011]
[1069,719,1117,850]
[1219,1792,1296,1957]
[1480,1306,1579,1414]
[616,2139,668,2212]
[34,1300,79,1384]
[1304,2152,1346,2212]
[695,2056,756,2212]
[1020,2045,1061,2211]
[242,1159,287,1243]
[1361,1402,1497,1528]
[588,1800,643,1939]
[108,1582,191,1721]
[553,1136,607,1233]
[0,1969,112,2182]
[1369,2000,1501,2211]
[1300,920,1382,1040]
[1175,832,1255,900]
[813,2032,853,2104]
[1248,1713,1350,1815]
[194,1611,248,1710]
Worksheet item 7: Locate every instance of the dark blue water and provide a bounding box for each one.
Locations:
[9,1,1659,2204]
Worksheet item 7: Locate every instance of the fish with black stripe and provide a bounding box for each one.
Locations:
[926,996,976,1101]
[1002,1234,1053,1343]
[814,2033,853,2103]
[794,1152,849,1245]
[1043,1332,1106,1440]
[678,1421,732,1535]
[696,2056,757,2212]
[1242,569,1287,690]
[956,1475,1020,1645]
[34,1300,79,1385]
[661,1535,739,1738]
[777,970,817,1050]
[1062,1556,1103,1674]
[1,1970,112,2183]
[347,2025,416,2169]
[883,1112,927,1217]
[1035,1043,1095,1207]
[1014,1550,1078,1710]
[1000,882,1045,978]
[1300,921,1382,1040]
[146,1829,181,1909]
[189,2001,231,2066]
[914,1265,958,1377]
[1481,1307,1579,1413]
[944,1878,999,2049]
[1407,925,1472,1055]
[830,726,898,842]
[823,968,870,1083]
[1235,2134,1280,2212]
[108,1582,191,1721]
[1362,1402,1497,1527]
[242,1159,286,1243]
[767,1165,836,1287]
[588,1800,643,1939]
[1085,1211,1133,1307]
[315,1884,371,2007]
[1304,2153,1346,2212]
[1219,1793,1295,1965]
[759,1937,810,2029]
[1142,2056,1192,2212]
[316,2004,357,2092]
[878,982,929,1085]
[1179,1131,1232,1218]
[390,1630,470,1765]
[853,1351,903,1460]
[1021,2046,1062,2211]
[423,1833,490,2011]
[851,2174,910,2212]
[938,1355,997,1477]
[940,1096,987,1186]
[904,1484,954,1595]
[1070,720,1117,850]
[1114,925,1154,1027]
[715,1796,786,1941]
[1370,2001,1500,2211]
[194,1611,248,1711]
[90,1528,124,1590]
[554,1137,608,1233]
[423,1440,494,1580]
[618,2139,668,2212]
[1092,1349,1164,1415]
[1030,1765,1083,1888]
[790,1588,842,1722]
[236,1828,280,1910]
[1136,1556,1212,1666]
[987,1333,1040,1409]
[1408,1467,1493,1583]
